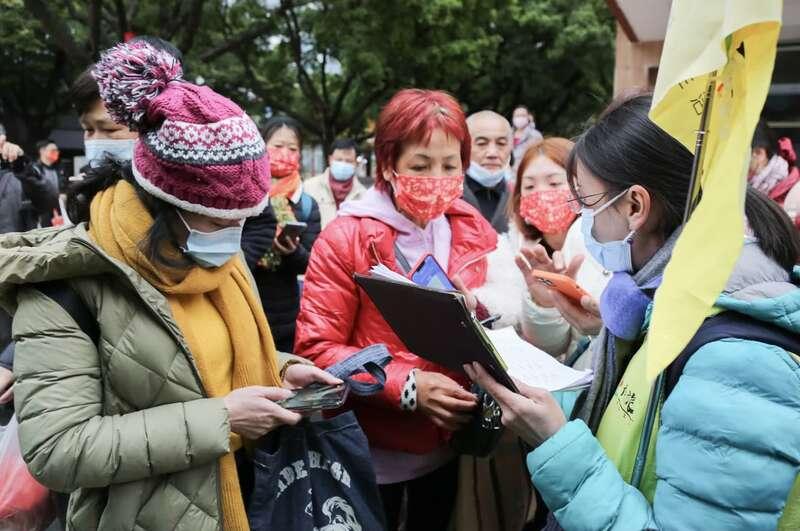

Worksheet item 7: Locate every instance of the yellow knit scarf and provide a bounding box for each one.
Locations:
[89,180,280,531]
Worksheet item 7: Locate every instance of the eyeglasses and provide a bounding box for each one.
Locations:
[566,191,609,213]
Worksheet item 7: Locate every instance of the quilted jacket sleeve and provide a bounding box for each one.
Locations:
[526,340,800,530]
[12,287,231,492]
[294,224,417,410]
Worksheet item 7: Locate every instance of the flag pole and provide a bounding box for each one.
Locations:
[683,72,718,222]
[633,71,719,490]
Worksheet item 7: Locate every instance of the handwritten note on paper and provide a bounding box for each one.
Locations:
[487,327,593,392]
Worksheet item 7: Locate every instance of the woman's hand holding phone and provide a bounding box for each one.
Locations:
[223,386,302,439]
[549,291,603,337]
[516,245,603,336]
[516,244,582,307]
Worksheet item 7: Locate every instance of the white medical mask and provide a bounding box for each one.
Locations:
[512,116,529,130]
[178,211,243,268]
[467,161,509,189]
[330,160,356,181]
[580,188,636,273]
[84,138,136,162]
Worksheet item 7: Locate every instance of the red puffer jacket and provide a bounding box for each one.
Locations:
[294,199,497,454]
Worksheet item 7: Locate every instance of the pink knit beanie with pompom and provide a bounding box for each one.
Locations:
[93,41,270,219]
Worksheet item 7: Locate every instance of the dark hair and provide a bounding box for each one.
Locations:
[567,94,691,238]
[67,158,190,269]
[263,116,303,147]
[37,139,56,151]
[127,35,184,65]
[751,120,776,159]
[569,93,800,272]
[744,187,800,271]
[330,138,358,154]
[70,65,101,117]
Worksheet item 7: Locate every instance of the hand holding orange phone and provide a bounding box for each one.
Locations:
[529,269,590,303]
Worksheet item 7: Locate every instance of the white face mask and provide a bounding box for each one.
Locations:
[467,161,509,189]
[513,116,530,130]
[330,160,356,181]
[580,188,636,273]
[84,138,136,162]
[177,211,243,268]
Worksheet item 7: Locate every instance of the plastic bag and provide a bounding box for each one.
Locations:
[0,416,53,531]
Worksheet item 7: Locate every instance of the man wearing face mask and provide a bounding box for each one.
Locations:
[305,138,367,228]
[23,139,64,227]
[461,111,514,234]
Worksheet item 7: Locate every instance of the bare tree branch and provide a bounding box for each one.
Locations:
[61,0,85,24]
[114,0,129,40]
[199,21,272,62]
[339,83,387,134]
[282,4,324,114]
[165,0,185,40]
[237,51,322,135]
[24,0,90,64]
[126,0,140,23]
[88,0,103,57]
[330,70,356,125]
[320,51,329,114]
[178,0,207,54]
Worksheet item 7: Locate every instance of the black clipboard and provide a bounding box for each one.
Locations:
[354,273,518,391]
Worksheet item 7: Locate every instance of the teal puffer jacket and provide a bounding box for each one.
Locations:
[527,245,800,530]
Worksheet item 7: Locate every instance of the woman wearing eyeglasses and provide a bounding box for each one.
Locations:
[510,137,610,367]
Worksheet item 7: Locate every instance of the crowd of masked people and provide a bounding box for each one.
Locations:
[0,36,798,531]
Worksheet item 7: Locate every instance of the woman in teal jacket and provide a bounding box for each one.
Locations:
[467,95,800,530]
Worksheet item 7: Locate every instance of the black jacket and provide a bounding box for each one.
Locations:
[241,195,322,352]
[461,174,509,234]
[28,160,63,227]
[0,158,59,234]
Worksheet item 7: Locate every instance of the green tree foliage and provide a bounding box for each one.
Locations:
[0,0,615,150]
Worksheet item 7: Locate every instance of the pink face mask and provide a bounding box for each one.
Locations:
[392,172,464,223]
[519,188,577,234]
[268,147,300,178]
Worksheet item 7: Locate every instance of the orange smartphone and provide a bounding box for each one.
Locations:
[530,269,590,303]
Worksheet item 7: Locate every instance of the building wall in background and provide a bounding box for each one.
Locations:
[612,22,663,97]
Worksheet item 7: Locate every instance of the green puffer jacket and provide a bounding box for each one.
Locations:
[0,224,303,531]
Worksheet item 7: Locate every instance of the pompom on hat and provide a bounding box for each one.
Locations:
[93,40,270,219]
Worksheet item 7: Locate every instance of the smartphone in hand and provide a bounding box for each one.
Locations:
[278,221,308,245]
[276,382,349,413]
[530,269,590,303]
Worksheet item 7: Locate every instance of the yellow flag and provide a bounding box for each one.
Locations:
[646,1,782,381]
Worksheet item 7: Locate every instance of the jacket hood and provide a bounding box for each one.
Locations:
[337,187,498,275]
[717,240,800,334]
[339,187,498,236]
[338,187,422,234]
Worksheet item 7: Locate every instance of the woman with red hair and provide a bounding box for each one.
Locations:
[294,89,497,529]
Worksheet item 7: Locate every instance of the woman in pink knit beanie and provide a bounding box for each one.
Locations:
[1,40,338,531]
